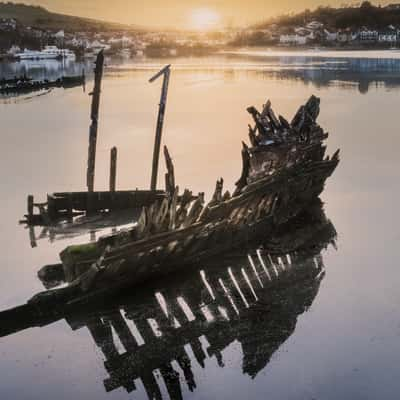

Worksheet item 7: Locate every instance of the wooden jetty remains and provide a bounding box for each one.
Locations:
[22,52,175,226]
[10,88,339,318]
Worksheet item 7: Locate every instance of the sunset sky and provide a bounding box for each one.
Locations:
[22,0,389,29]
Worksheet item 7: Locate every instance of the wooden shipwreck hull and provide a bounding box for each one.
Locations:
[0,199,336,341]
[55,95,339,291]
[9,94,339,314]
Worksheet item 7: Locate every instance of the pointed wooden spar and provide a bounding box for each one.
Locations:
[210,178,223,206]
[164,145,175,196]
[149,64,171,191]
[86,50,105,193]
[248,124,258,146]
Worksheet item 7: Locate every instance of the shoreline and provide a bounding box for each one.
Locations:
[222,47,400,60]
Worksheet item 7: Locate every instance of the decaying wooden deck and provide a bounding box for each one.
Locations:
[21,54,173,226]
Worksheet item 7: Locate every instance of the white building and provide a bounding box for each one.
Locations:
[107,36,133,47]
[88,40,111,52]
[324,29,338,42]
[359,29,379,41]
[280,34,308,45]
[378,29,398,43]
[306,21,324,30]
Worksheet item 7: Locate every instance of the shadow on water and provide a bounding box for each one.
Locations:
[0,200,336,400]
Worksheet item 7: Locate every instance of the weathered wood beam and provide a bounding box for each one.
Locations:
[109,147,117,192]
[86,50,105,193]
[234,142,251,194]
[149,65,171,191]
[164,145,175,196]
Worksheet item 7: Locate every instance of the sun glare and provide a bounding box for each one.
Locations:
[189,8,221,31]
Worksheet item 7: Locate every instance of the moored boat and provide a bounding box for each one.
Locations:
[16,46,76,61]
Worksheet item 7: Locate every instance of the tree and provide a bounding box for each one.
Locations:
[360,1,373,9]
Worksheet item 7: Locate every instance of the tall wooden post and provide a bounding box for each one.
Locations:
[86,50,105,193]
[109,147,117,192]
[149,64,171,191]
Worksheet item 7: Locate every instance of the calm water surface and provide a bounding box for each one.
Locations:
[0,52,399,399]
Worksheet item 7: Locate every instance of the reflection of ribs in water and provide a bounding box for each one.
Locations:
[33,202,335,400]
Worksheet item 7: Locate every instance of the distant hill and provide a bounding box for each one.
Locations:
[256,2,400,30]
[0,2,138,32]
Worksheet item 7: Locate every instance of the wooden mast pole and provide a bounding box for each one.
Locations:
[149,64,171,191]
[86,50,105,193]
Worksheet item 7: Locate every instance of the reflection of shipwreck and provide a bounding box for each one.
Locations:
[0,202,336,400]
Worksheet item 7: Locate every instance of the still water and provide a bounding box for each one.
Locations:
[0,51,399,399]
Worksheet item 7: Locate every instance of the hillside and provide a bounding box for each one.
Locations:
[257,2,400,30]
[0,2,137,32]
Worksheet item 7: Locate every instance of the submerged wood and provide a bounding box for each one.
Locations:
[13,94,340,315]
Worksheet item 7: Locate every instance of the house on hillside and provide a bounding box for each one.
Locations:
[306,21,324,30]
[279,34,308,45]
[359,28,379,42]
[0,18,17,31]
[378,28,398,43]
[337,29,354,43]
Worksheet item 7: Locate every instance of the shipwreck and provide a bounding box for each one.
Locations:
[4,51,340,319]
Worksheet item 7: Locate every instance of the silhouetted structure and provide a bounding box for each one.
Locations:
[0,201,336,400]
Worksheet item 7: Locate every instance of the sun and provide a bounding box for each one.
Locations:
[189,8,221,31]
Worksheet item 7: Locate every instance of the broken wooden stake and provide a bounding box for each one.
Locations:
[149,64,171,191]
[86,51,105,193]
[109,147,117,192]
[164,146,175,196]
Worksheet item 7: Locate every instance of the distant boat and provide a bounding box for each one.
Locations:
[16,46,76,61]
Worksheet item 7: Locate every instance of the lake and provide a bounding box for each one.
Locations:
[0,51,399,400]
